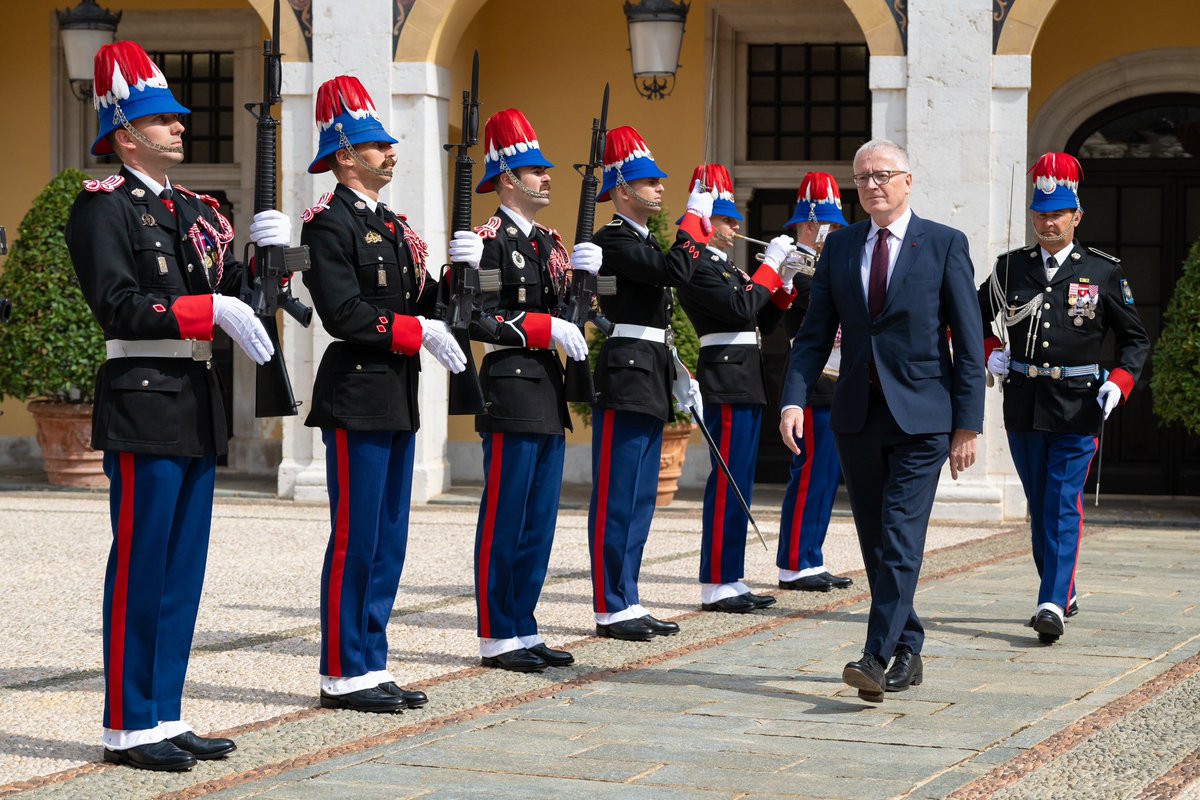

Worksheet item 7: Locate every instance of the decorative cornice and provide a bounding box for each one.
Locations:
[285,0,312,60]
[393,0,416,60]
[885,0,908,55]
[993,0,1015,54]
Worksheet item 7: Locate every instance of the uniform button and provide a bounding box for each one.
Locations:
[141,379,149,387]
[1045,286,1052,292]
[1086,382,1092,387]
[723,355,729,361]
[1043,321,1050,328]
[403,267,409,274]
[628,359,635,365]
[155,241,162,247]
[515,368,522,375]
[1041,341,1049,348]
[1044,302,1051,309]
[378,256,384,261]
[405,292,411,299]
[187,263,194,272]
[520,276,526,283]
[1042,362,1050,368]
[355,364,362,370]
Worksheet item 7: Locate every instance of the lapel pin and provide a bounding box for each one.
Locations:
[131,187,146,198]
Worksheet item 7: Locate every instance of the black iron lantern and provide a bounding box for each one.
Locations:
[624,0,689,100]
[58,0,122,101]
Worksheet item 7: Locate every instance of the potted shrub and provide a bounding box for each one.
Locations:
[571,208,700,506]
[1152,239,1200,434]
[0,168,107,487]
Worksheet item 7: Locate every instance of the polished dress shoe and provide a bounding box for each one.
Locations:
[481,648,547,673]
[527,642,575,667]
[842,651,887,703]
[639,615,680,636]
[596,618,655,641]
[1065,600,1079,618]
[103,740,196,772]
[778,575,831,592]
[167,730,236,760]
[701,594,759,613]
[745,592,777,609]
[884,648,923,692]
[819,572,854,589]
[320,686,405,713]
[1033,609,1064,643]
[378,681,429,708]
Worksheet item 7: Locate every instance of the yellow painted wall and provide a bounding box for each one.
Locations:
[444,0,709,445]
[1030,0,1200,119]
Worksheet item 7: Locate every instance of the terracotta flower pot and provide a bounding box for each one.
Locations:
[657,420,694,507]
[28,401,106,488]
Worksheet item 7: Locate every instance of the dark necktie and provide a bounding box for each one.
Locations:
[1045,255,1057,282]
[868,228,890,319]
[159,187,175,216]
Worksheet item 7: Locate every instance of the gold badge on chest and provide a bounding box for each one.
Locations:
[377,267,388,288]
[365,230,383,244]
[141,213,157,227]
[156,255,169,275]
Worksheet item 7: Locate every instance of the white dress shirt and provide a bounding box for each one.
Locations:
[348,187,378,214]
[616,213,651,240]
[124,166,172,197]
[1040,244,1071,282]
[860,206,912,301]
[500,204,535,238]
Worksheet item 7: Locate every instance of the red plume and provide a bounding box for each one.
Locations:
[483,109,541,159]
[797,172,842,206]
[604,126,654,169]
[1030,153,1083,194]
[315,76,380,130]
[93,41,168,109]
[688,164,735,198]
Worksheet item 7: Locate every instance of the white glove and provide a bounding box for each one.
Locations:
[987,348,1010,379]
[673,376,703,420]
[1097,380,1122,420]
[448,230,483,269]
[762,235,795,272]
[248,209,292,248]
[417,316,467,373]
[212,294,274,365]
[550,316,588,362]
[570,242,602,275]
[685,179,716,220]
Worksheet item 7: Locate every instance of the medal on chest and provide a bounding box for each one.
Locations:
[1067,281,1098,325]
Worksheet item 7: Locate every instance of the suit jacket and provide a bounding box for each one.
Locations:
[302,183,435,432]
[781,212,985,436]
[67,167,245,457]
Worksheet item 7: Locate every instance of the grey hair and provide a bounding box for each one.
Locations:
[854,139,910,171]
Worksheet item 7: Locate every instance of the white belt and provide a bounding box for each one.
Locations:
[699,331,758,348]
[106,338,212,361]
[610,324,669,343]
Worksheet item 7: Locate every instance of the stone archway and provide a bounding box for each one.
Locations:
[995,0,1059,56]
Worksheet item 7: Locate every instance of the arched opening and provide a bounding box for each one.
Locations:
[1067,93,1200,495]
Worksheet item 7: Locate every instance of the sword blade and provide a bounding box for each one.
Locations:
[691,406,768,551]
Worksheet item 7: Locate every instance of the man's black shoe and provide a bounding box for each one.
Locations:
[481,648,547,673]
[596,618,655,641]
[167,731,236,760]
[819,572,854,589]
[701,594,759,613]
[1033,609,1064,643]
[842,651,887,700]
[527,643,575,667]
[102,740,196,772]
[745,592,777,609]
[884,648,923,692]
[378,681,429,708]
[320,686,405,713]
[639,615,680,636]
[1065,601,1079,619]
[778,575,831,592]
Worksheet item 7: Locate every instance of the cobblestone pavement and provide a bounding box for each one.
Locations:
[0,488,1196,799]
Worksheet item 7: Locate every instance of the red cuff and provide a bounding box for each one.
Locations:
[1108,367,1135,400]
[771,285,797,310]
[391,315,422,356]
[753,266,783,293]
[984,335,1003,354]
[171,295,214,341]
[523,313,553,350]
[678,212,713,246]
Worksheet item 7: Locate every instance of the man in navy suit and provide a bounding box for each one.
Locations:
[779,139,985,703]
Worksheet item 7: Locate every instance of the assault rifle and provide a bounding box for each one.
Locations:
[562,84,615,403]
[437,50,499,415]
[242,0,312,417]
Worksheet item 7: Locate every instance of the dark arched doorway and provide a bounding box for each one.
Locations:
[1067,92,1200,495]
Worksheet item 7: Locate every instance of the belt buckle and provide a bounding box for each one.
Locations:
[1027,365,1039,378]
[1050,366,1063,380]
[665,328,675,347]
[190,340,213,361]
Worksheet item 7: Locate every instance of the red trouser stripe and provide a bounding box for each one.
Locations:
[107,452,136,730]
[710,404,733,583]
[1069,437,1099,605]
[787,412,816,570]
[592,410,615,612]
[326,430,351,676]
[477,433,504,638]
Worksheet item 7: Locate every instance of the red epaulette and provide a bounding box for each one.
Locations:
[301,192,334,223]
[82,175,125,193]
[475,216,502,240]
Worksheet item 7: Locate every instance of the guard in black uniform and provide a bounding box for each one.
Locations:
[980,152,1148,644]
[301,76,465,713]
[587,125,715,642]
[676,164,795,613]
[450,108,598,673]
[67,41,285,771]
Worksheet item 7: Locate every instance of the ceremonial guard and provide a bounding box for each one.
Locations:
[776,173,855,593]
[66,41,287,770]
[301,76,466,713]
[450,109,599,673]
[676,164,795,613]
[981,153,1148,644]
[587,126,714,642]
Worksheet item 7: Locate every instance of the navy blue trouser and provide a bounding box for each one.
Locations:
[699,403,761,584]
[475,432,565,640]
[777,406,842,573]
[835,398,948,660]
[588,408,663,614]
[102,451,215,731]
[1008,431,1096,610]
[319,428,414,679]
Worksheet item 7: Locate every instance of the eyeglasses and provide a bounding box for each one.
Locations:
[851,170,908,187]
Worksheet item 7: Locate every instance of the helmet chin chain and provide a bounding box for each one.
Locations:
[337,124,393,179]
[615,168,661,209]
[113,105,183,155]
[1037,211,1081,243]
[499,156,549,200]
[711,229,734,246]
